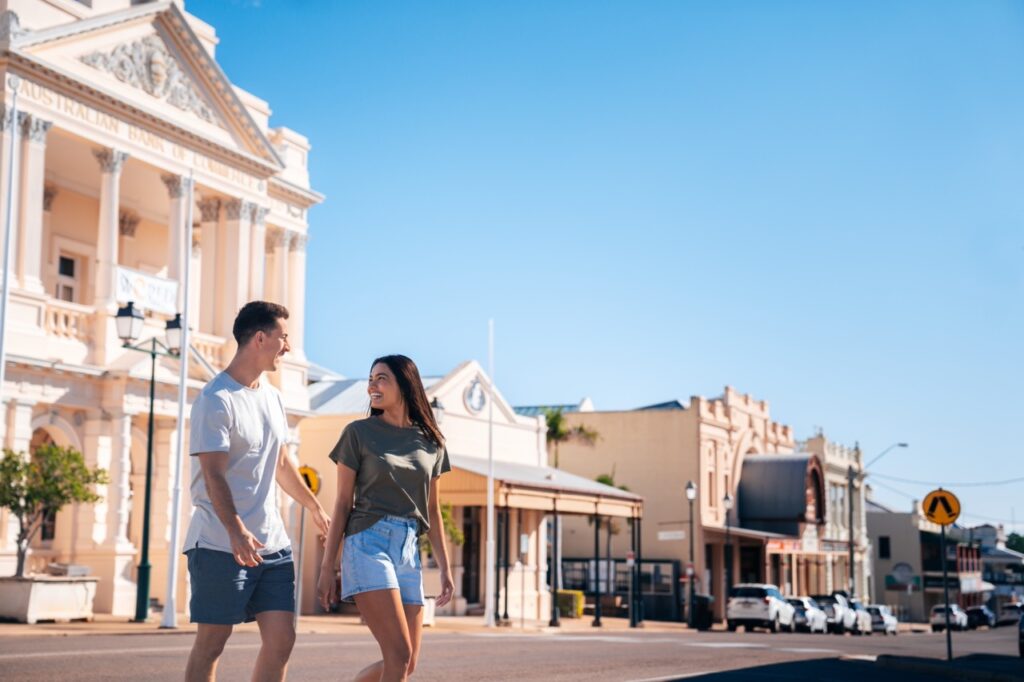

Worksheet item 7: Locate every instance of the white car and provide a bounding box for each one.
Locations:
[726,583,796,633]
[867,604,898,635]
[787,596,828,633]
[811,592,856,634]
[930,603,968,632]
[848,599,874,635]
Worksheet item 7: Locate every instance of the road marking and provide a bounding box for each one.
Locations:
[776,647,839,654]
[684,641,768,648]
[0,640,372,661]
[840,654,877,662]
[625,673,713,682]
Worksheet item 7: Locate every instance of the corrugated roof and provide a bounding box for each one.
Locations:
[450,454,642,502]
[635,400,686,411]
[514,404,579,417]
[739,453,817,536]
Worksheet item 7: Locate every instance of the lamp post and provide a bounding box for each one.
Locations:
[685,481,697,628]
[849,442,908,599]
[116,302,182,623]
[723,493,734,595]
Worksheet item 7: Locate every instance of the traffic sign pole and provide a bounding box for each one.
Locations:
[940,522,952,662]
[294,506,306,630]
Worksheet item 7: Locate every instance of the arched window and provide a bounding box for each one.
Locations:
[29,429,58,543]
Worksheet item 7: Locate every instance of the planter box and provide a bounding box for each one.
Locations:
[0,576,98,624]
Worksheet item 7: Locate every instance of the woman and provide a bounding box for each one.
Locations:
[318,355,454,682]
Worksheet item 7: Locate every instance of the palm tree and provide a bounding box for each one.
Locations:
[544,407,599,469]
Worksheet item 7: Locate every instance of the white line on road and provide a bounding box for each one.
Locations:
[0,640,374,661]
[625,673,714,682]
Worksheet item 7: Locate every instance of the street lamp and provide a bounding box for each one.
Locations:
[430,397,445,425]
[116,301,182,623]
[685,481,697,628]
[723,492,734,595]
[849,442,908,599]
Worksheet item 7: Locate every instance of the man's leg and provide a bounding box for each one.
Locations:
[186,623,233,682]
[252,610,296,682]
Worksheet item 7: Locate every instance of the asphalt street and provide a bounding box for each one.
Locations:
[0,624,1019,681]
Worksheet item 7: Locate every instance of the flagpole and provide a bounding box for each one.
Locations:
[484,319,496,627]
[0,76,21,411]
[161,172,194,628]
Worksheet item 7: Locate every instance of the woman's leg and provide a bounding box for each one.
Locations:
[353,589,412,682]
[402,604,423,677]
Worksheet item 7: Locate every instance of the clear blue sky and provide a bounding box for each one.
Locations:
[188,0,1023,531]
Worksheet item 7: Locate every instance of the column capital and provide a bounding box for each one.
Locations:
[289,232,307,252]
[0,104,15,131]
[118,209,140,237]
[198,197,221,223]
[18,113,51,143]
[266,226,293,253]
[43,183,57,212]
[223,198,253,221]
[251,205,269,227]
[160,173,193,199]
[93,148,128,173]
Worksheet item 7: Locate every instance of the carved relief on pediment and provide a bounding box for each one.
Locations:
[79,35,219,125]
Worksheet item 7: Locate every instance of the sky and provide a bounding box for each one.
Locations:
[188,0,1023,531]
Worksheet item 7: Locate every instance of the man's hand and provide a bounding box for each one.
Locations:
[317,563,338,611]
[229,526,265,567]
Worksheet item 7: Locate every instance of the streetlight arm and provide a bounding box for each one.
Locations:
[864,442,908,470]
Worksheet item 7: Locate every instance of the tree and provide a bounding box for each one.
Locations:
[0,443,108,578]
[544,408,599,469]
[1008,532,1024,554]
[594,468,630,537]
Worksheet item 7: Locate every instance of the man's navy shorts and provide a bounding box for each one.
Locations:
[186,546,295,624]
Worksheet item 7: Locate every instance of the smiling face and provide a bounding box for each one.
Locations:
[368,362,404,412]
[254,317,290,372]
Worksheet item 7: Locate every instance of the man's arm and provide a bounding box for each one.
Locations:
[276,445,331,538]
[198,452,265,566]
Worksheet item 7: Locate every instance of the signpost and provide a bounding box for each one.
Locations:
[922,488,961,662]
[294,465,320,628]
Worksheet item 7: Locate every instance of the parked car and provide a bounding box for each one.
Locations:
[1000,602,1024,626]
[811,592,854,634]
[966,605,996,630]
[930,603,969,632]
[726,584,796,633]
[867,604,898,635]
[787,596,828,633]
[848,599,874,635]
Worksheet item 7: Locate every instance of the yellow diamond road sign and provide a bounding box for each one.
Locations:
[298,465,320,496]
[922,488,960,526]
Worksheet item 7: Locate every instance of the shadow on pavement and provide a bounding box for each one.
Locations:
[682,657,932,681]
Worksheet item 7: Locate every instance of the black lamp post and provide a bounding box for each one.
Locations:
[723,493,734,595]
[116,302,182,623]
[685,480,697,628]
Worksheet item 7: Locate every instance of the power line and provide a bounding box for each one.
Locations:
[868,471,1024,485]
[869,479,1022,528]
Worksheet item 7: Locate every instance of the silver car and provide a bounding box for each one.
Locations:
[787,596,828,633]
[726,583,796,633]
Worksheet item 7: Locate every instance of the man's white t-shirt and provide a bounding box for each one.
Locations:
[183,371,291,555]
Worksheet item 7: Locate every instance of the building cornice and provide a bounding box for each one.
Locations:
[268,176,325,208]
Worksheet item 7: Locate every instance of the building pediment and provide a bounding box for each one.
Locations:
[10,2,282,173]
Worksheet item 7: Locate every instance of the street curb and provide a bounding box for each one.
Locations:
[875,655,1024,682]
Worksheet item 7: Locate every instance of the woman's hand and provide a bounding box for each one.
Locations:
[435,567,455,608]
[317,563,338,611]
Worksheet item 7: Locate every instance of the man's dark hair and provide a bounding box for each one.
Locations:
[233,301,289,346]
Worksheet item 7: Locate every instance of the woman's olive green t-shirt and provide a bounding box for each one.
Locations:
[329,417,451,537]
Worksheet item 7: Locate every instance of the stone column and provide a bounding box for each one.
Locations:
[221,199,252,337]
[0,105,20,288]
[249,205,268,301]
[189,230,202,333]
[161,174,193,312]
[92,148,128,307]
[118,210,139,270]
[287,232,306,354]
[16,114,50,294]
[42,184,56,291]
[268,227,291,307]
[197,198,220,334]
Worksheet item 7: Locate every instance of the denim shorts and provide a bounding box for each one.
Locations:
[341,516,423,606]
[186,546,295,624]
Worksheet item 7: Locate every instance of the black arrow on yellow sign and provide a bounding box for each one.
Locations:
[928,495,953,517]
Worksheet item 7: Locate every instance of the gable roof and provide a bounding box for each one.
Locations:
[8,2,284,174]
[738,453,824,536]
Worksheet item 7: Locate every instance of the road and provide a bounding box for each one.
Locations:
[0,624,1018,681]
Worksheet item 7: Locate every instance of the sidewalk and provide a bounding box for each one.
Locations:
[0,613,694,638]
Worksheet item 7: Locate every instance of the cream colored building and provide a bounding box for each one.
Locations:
[0,0,321,616]
[558,387,856,621]
[297,361,642,621]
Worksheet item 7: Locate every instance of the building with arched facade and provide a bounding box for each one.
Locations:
[556,386,855,621]
[0,0,321,616]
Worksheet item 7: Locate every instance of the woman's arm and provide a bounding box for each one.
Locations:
[317,463,356,610]
[426,476,455,607]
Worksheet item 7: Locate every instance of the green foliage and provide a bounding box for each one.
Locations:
[0,444,108,577]
[420,503,465,556]
[1008,532,1024,554]
[556,589,585,618]
[543,407,599,468]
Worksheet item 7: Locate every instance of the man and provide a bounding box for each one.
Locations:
[184,301,330,682]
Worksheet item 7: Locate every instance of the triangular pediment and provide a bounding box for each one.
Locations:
[427,360,525,426]
[14,2,282,170]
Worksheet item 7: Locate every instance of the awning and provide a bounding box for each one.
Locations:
[960,576,997,594]
[442,454,643,519]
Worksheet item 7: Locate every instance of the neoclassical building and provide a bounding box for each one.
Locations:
[0,0,321,615]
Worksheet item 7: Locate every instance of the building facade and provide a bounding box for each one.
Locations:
[557,387,854,621]
[0,0,320,615]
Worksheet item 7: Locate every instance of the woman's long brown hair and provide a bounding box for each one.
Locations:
[369,354,445,448]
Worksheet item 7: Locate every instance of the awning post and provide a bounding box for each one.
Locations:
[592,512,602,627]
